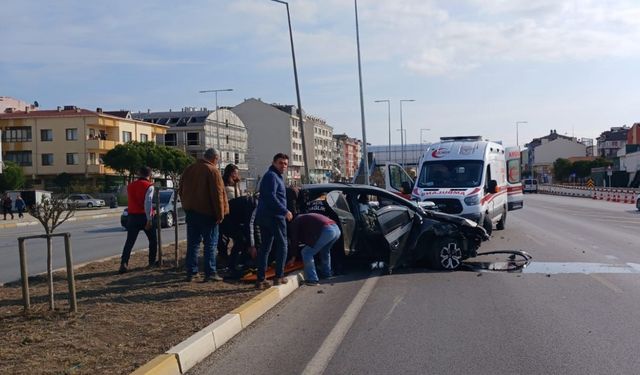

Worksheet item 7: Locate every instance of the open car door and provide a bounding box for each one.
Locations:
[325,191,357,256]
[374,205,415,272]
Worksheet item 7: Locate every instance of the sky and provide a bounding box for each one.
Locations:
[2,0,640,147]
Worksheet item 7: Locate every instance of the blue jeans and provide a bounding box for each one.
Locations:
[302,224,340,282]
[257,216,287,281]
[185,211,219,277]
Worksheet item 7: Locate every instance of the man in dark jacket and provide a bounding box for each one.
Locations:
[254,153,293,289]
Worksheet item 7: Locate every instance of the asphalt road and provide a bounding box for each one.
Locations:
[0,216,186,284]
[190,195,640,375]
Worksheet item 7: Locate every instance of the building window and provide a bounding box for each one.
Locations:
[66,153,79,165]
[226,135,229,144]
[2,127,32,142]
[140,134,148,142]
[5,151,32,166]
[187,132,199,146]
[122,131,132,142]
[99,153,106,164]
[66,128,78,141]
[41,129,53,142]
[225,119,229,127]
[234,153,240,165]
[42,153,54,166]
[165,133,177,146]
[88,153,97,165]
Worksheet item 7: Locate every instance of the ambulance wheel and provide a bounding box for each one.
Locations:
[496,209,507,230]
[482,215,493,236]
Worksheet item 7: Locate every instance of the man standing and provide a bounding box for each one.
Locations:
[255,153,293,289]
[15,194,26,219]
[179,148,228,282]
[119,166,157,274]
[290,213,341,286]
[3,194,13,220]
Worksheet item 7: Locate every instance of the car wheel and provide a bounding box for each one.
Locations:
[482,215,493,236]
[429,237,463,271]
[496,209,507,230]
[165,211,174,227]
[87,202,93,208]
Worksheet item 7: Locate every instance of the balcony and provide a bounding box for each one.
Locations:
[86,164,115,175]
[86,139,117,150]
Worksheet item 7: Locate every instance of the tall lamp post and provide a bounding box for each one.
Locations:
[399,99,415,168]
[271,0,309,182]
[420,128,431,145]
[516,121,527,149]
[199,88,233,165]
[354,0,369,185]
[374,99,391,162]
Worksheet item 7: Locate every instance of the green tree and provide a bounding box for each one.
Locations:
[53,172,74,194]
[102,142,143,181]
[553,158,572,182]
[572,161,592,179]
[0,161,25,192]
[157,146,193,183]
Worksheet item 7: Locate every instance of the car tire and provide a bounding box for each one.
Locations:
[164,211,174,228]
[87,202,93,208]
[496,209,507,230]
[482,215,493,236]
[428,237,463,271]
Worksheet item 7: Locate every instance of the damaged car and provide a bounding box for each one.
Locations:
[299,184,489,272]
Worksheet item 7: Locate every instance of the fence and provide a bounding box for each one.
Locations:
[539,184,639,204]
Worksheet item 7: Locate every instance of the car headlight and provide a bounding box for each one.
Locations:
[464,195,480,206]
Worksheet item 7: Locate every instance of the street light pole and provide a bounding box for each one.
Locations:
[374,99,391,162]
[271,0,309,183]
[399,99,415,168]
[354,0,369,185]
[199,88,233,165]
[420,128,431,145]
[516,121,527,149]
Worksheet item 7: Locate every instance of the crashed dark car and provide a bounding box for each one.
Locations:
[299,184,489,271]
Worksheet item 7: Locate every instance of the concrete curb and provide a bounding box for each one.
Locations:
[135,272,306,374]
[0,211,121,229]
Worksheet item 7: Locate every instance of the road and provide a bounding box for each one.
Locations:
[190,194,640,375]
[0,216,186,284]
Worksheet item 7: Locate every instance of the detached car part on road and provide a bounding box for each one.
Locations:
[300,184,489,272]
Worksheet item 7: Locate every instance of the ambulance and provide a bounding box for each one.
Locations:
[505,146,524,210]
[412,136,508,235]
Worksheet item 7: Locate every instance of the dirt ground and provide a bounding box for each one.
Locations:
[0,242,260,375]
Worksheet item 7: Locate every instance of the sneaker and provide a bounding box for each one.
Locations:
[273,277,288,286]
[146,261,160,269]
[255,280,271,290]
[118,264,128,274]
[305,280,320,286]
[185,274,197,282]
[203,274,223,282]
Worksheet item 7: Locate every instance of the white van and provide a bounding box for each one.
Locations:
[412,136,508,234]
[505,147,524,210]
[522,178,538,193]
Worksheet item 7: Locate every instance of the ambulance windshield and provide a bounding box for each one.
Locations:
[418,160,484,188]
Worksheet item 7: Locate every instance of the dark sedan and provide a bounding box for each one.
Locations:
[120,190,184,229]
[299,184,488,271]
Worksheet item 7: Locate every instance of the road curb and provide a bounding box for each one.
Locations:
[130,353,181,375]
[0,212,121,229]
[134,272,306,374]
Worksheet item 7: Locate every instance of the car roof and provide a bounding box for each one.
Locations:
[301,183,391,195]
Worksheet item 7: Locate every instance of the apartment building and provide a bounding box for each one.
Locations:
[333,134,361,181]
[523,129,587,180]
[132,107,248,172]
[306,115,334,183]
[0,106,167,187]
[597,126,629,158]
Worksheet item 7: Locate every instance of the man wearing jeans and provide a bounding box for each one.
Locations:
[179,148,229,282]
[119,166,157,274]
[289,213,341,286]
[255,153,293,289]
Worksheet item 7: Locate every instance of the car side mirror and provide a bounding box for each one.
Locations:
[401,181,412,194]
[487,180,498,194]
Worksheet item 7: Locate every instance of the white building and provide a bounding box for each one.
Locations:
[306,115,334,183]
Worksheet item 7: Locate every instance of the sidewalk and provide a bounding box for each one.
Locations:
[0,207,123,229]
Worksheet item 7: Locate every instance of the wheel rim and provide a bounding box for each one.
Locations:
[87,203,93,208]
[166,212,173,227]
[439,241,462,270]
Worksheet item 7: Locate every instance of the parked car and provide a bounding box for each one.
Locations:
[523,178,538,193]
[120,190,184,229]
[64,194,105,208]
[299,184,488,272]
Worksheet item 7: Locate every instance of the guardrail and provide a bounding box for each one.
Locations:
[538,184,639,204]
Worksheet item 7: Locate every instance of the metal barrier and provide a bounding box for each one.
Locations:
[538,184,638,204]
[18,232,77,313]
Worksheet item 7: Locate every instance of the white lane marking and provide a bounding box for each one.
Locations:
[525,234,546,246]
[302,274,380,375]
[590,274,623,294]
[605,255,619,260]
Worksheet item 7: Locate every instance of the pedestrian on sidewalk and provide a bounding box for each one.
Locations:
[254,153,293,289]
[218,163,242,268]
[179,148,229,282]
[2,194,14,220]
[15,194,26,219]
[290,213,340,286]
[119,166,157,274]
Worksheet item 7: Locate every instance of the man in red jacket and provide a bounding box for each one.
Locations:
[119,166,157,274]
[290,213,341,286]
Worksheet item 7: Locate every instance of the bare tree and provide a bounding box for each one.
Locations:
[28,197,76,310]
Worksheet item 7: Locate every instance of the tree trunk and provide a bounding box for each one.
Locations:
[46,234,54,310]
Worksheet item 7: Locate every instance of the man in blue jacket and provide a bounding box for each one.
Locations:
[255,153,293,289]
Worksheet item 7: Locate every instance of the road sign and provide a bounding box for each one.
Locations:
[586,179,594,188]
